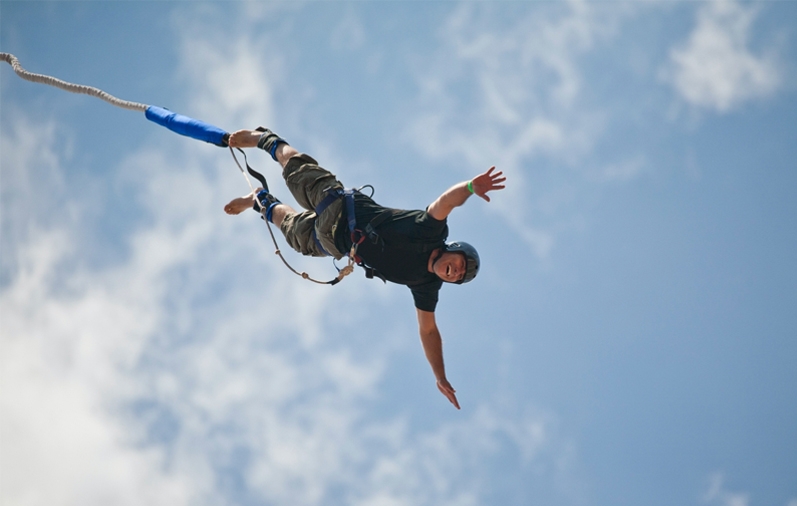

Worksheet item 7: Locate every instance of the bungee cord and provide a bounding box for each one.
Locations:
[1,52,147,112]
[1,52,353,285]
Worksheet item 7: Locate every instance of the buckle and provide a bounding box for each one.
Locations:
[350,228,366,245]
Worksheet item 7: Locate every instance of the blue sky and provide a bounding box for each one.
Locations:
[1,1,796,505]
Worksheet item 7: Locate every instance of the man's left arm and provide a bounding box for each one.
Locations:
[427,166,506,221]
[417,308,460,409]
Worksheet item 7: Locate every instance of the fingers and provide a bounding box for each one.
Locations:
[476,167,506,188]
[485,169,505,193]
[488,170,506,184]
[472,168,505,201]
[448,391,461,410]
[437,381,461,410]
[484,166,505,179]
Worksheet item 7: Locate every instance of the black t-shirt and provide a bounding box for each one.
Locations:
[335,193,448,312]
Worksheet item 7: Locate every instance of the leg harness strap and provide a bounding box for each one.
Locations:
[229,146,350,285]
[314,187,391,284]
[314,187,364,260]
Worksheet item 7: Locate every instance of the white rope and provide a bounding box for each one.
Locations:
[1,52,147,112]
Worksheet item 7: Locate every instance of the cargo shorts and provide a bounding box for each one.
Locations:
[278,154,347,259]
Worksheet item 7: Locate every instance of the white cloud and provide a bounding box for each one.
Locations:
[664,0,781,112]
[0,120,204,505]
[1,217,572,505]
[1,6,581,506]
[702,472,750,506]
[331,8,366,52]
[596,155,646,183]
[407,2,627,258]
[0,113,73,277]
[172,9,280,132]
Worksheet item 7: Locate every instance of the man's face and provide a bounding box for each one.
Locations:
[433,251,467,283]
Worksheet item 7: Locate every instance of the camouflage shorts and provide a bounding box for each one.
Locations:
[278,154,346,259]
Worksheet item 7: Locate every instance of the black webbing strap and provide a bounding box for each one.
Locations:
[228,146,346,286]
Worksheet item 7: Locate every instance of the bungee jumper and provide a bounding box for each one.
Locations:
[224,129,505,409]
[1,53,506,409]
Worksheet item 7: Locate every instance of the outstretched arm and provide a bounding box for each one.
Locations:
[427,166,506,221]
[417,309,460,409]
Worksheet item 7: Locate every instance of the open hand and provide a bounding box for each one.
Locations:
[471,166,506,202]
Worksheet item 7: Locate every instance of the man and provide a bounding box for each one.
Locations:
[224,128,505,409]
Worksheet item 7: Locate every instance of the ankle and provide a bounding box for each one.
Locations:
[255,189,282,223]
[256,129,289,162]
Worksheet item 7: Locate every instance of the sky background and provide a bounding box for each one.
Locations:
[1,1,796,505]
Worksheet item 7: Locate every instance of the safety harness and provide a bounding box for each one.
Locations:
[229,146,392,285]
[313,187,394,283]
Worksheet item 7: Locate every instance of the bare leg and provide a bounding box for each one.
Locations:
[267,204,292,227]
[273,143,300,169]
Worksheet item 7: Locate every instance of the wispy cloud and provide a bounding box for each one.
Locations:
[663,0,781,113]
[1,5,579,506]
[1,118,202,505]
[1,211,573,504]
[702,472,749,506]
[173,13,278,131]
[0,112,72,279]
[407,2,629,258]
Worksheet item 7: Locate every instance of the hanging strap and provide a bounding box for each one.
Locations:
[314,188,364,256]
[314,187,393,284]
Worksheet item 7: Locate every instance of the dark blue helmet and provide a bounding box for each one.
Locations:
[445,241,480,284]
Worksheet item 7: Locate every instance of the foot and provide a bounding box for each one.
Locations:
[224,192,255,215]
[228,129,263,149]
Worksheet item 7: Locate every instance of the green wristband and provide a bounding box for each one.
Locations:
[467,180,474,194]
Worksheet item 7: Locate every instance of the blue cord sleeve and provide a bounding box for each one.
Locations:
[145,106,229,147]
